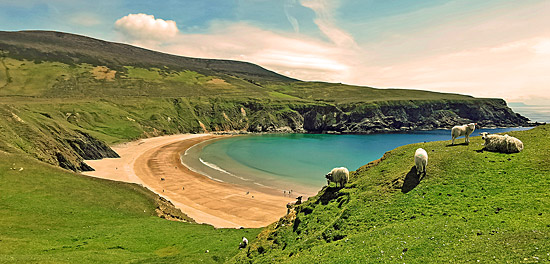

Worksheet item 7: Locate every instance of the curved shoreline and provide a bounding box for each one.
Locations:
[83,134,294,228]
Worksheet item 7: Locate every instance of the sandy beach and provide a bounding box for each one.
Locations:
[84,134,294,228]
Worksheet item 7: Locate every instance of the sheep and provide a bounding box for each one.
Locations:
[480,132,524,153]
[451,123,477,145]
[325,167,349,188]
[414,148,428,176]
[239,237,248,249]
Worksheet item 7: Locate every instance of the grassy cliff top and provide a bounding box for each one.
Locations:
[231,124,550,263]
[1,124,547,263]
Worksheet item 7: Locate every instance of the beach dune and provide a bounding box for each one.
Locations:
[84,134,294,228]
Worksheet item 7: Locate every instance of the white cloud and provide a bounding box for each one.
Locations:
[113,17,356,83]
[113,2,550,105]
[533,38,550,55]
[356,36,550,103]
[300,0,357,48]
[284,0,300,33]
[114,13,179,41]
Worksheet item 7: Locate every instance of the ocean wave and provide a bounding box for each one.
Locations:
[199,158,234,175]
[181,156,249,183]
[179,157,224,183]
[199,158,252,182]
[253,182,269,188]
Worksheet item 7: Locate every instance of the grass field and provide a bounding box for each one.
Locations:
[2,126,547,263]
[231,125,550,263]
[0,151,260,263]
[0,30,543,263]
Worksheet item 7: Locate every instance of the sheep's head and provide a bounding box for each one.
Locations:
[325,172,333,182]
[480,132,489,139]
[468,123,477,130]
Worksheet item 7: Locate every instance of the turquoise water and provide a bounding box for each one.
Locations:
[181,127,532,196]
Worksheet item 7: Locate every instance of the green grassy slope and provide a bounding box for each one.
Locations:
[231,125,550,263]
[0,151,259,263]
[0,55,475,104]
[0,30,295,83]
[267,82,472,103]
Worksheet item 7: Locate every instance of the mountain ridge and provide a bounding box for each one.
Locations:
[0,30,297,83]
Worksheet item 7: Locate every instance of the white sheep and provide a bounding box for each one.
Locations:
[239,237,248,249]
[325,167,349,188]
[414,148,428,176]
[451,123,477,145]
[480,132,524,153]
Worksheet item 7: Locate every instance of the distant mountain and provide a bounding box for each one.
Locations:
[0,30,296,83]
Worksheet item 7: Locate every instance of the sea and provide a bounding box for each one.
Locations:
[181,127,534,197]
[510,104,550,123]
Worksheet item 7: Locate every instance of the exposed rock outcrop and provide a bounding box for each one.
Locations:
[244,99,530,134]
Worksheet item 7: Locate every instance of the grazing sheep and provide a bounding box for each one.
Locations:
[325,167,349,188]
[451,123,477,145]
[480,132,524,153]
[239,237,248,249]
[414,148,428,176]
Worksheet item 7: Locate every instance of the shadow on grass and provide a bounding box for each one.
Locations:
[316,186,347,205]
[475,148,486,153]
[446,142,469,147]
[401,166,425,194]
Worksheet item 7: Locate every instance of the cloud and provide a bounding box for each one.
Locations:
[161,22,355,82]
[284,0,300,33]
[113,2,550,104]
[114,13,178,41]
[533,38,550,55]
[300,0,357,48]
[356,36,550,103]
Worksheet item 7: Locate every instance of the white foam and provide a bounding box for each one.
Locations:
[199,158,233,175]
[253,182,268,188]
[199,158,252,182]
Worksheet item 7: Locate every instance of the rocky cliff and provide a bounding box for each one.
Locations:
[0,105,119,172]
[0,98,529,172]
[243,98,529,134]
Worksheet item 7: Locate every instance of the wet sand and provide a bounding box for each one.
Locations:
[84,134,294,228]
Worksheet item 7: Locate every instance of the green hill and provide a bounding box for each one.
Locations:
[0,30,542,263]
[0,151,259,263]
[0,30,475,102]
[0,30,295,84]
[230,125,550,263]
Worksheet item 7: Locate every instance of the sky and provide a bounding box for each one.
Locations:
[1,0,549,104]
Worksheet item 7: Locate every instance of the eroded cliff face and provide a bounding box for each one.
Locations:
[0,98,529,172]
[0,105,119,172]
[245,99,529,134]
